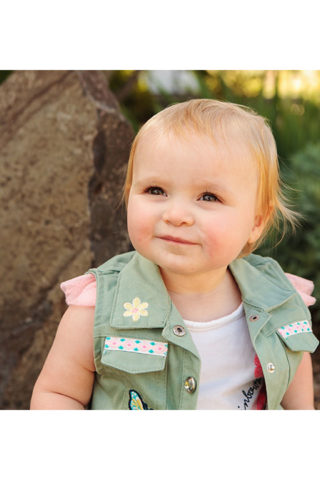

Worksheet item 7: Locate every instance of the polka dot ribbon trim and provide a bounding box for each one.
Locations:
[277,320,312,338]
[104,336,168,357]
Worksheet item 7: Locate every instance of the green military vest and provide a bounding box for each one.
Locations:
[87,251,319,410]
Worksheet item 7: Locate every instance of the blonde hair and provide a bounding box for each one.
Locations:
[123,99,299,256]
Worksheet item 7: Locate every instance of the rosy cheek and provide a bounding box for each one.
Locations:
[127,200,154,246]
[203,221,224,244]
[128,218,147,245]
[201,219,234,253]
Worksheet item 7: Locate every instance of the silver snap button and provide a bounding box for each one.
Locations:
[173,325,186,336]
[249,314,259,322]
[184,376,197,393]
[267,362,276,373]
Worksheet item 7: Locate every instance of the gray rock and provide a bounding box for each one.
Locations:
[0,71,133,408]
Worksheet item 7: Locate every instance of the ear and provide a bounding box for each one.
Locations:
[248,205,274,245]
[247,215,266,245]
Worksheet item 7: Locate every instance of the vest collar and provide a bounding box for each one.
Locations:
[229,255,295,312]
[109,251,296,330]
[110,252,171,330]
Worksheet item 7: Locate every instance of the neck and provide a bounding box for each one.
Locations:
[160,267,242,322]
[160,267,228,294]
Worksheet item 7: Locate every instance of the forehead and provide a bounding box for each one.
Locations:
[133,129,258,181]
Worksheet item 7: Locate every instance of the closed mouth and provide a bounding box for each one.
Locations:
[158,235,197,245]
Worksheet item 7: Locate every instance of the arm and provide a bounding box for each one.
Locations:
[281,352,315,410]
[30,305,95,409]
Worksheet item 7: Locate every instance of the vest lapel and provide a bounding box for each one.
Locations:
[109,252,200,358]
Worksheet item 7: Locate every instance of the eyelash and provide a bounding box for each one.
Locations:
[199,192,219,202]
[144,186,220,202]
[145,186,166,196]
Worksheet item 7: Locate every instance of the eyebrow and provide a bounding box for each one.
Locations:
[133,177,162,186]
[193,181,231,195]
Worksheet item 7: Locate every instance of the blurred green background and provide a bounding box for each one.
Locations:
[2,70,319,322]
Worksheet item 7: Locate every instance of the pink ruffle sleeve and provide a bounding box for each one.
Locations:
[284,273,316,307]
[60,273,96,307]
[60,272,316,307]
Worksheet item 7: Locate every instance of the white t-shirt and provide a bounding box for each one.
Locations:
[184,303,266,410]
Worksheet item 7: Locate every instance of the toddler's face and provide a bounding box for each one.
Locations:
[127,131,264,283]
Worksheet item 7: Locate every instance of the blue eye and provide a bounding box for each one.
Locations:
[146,186,166,196]
[200,192,219,202]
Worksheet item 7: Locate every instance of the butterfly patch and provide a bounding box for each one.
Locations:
[128,389,152,410]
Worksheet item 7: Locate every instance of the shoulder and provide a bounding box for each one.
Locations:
[60,250,137,307]
[241,253,287,277]
[238,254,316,307]
[60,273,96,306]
[236,255,319,358]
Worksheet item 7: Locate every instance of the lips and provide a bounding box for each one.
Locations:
[158,235,197,245]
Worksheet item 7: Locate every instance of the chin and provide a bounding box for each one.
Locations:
[156,257,201,276]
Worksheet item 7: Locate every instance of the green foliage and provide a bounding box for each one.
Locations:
[111,71,320,164]
[0,70,12,85]
[193,71,320,161]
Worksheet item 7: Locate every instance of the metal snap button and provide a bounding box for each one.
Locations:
[173,325,186,337]
[184,376,197,393]
[267,362,276,373]
[249,314,259,322]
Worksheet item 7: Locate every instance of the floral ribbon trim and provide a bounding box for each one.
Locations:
[277,320,312,338]
[104,336,168,357]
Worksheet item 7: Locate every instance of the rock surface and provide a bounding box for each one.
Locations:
[0,71,133,408]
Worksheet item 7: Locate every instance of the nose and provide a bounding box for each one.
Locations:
[162,199,194,226]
